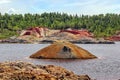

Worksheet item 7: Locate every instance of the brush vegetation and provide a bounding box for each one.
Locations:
[0,12,120,38]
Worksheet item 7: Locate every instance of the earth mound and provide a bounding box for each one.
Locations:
[30,40,97,59]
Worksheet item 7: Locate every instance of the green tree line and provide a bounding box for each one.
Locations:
[0,12,120,38]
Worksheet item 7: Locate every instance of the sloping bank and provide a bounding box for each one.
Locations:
[0,61,91,80]
[30,40,97,59]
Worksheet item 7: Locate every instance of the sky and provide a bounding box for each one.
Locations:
[0,0,120,15]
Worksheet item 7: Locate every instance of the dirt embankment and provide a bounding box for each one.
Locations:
[30,40,97,59]
[0,61,92,80]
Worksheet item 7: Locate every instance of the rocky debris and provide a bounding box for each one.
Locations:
[70,40,115,44]
[30,40,97,59]
[39,39,114,44]
[18,35,41,43]
[0,61,91,80]
[0,38,28,43]
[39,39,54,44]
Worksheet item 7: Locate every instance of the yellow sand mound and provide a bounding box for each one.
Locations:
[30,40,97,59]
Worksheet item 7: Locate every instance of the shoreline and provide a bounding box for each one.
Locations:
[0,39,115,44]
[35,40,115,44]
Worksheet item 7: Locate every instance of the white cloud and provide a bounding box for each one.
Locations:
[8,8,15,14]
[0,0,11,4]
[59,0,120,15]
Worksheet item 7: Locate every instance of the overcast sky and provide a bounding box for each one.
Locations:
[0,0,120,15]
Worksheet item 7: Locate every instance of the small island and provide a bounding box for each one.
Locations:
[30,40,97,59]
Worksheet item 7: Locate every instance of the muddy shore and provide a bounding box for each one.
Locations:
[0,39,115,44]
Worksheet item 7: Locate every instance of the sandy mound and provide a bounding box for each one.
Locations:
[30,40,97,59]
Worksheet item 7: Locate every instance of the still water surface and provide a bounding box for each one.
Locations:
[0,42,120,80]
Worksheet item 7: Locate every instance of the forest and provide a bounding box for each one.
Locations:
[0,12,120,39]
